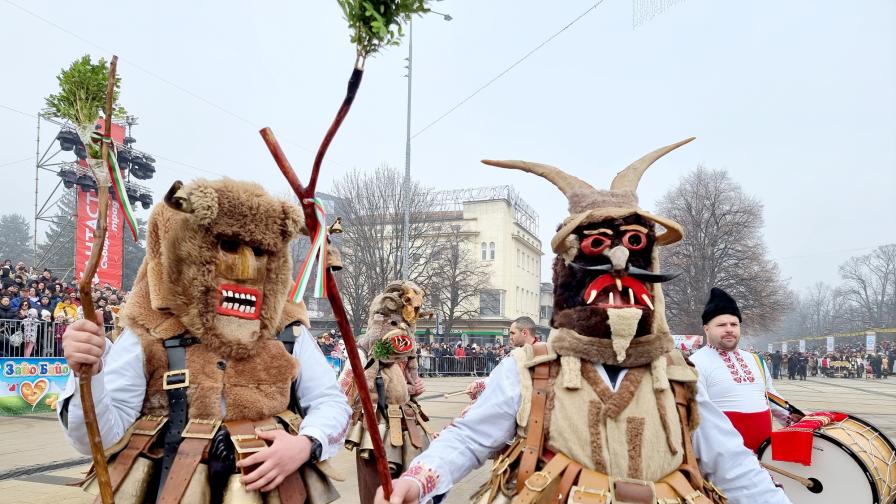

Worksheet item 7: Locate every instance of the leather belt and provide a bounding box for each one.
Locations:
[516,343,550,493]
[96,415,167,503]
[513,451,571,504]
[386,405,403,447]
[401,404,424,448]
[157,418,220,504]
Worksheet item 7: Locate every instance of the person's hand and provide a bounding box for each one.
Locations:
[374,478,420,503]
[787,413,804,425]
[465,379,486,400]
[62,311,105,376]
[410,377,425,396]
[238,430,310,492]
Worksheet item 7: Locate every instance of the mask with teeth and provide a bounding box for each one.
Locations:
[119,178,305,360]
[483,138,693,365]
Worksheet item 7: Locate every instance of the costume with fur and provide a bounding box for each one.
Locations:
[57,178,351,504]
[341,281,433,504]
[395,142,789,504]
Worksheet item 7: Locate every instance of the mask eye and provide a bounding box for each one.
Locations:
[219,238,240,253]
[622,231,647,251]
[581,235,611,256]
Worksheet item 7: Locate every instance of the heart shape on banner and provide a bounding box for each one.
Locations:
[20,378,50,407]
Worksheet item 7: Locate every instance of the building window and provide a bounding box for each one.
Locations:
[480,289,502,317]
[481,242,487,260]
[517,250,521,267]
[489,242,496,260]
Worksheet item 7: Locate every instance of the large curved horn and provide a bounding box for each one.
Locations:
[482,159,594,198]
[163,180,193,213]
[610,137,695,192]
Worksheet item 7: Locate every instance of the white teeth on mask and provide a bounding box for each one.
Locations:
[586,289,597,305]
[249,307,256,313]
[249,295,256,301]
[222,302,231,310]
[227,290,234,298]
[628,288,635,305]
[640,294,654,310]
[609,292,615,305]
[615,277,623,291]
[239,305,247,313]
[240,293,247,300]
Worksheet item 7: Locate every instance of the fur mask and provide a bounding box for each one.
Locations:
[361,281,426,361]
[483,139,692,365]
[120,178,305,360]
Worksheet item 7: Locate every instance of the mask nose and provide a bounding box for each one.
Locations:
[219,244,257,280]
[603,245,630,273]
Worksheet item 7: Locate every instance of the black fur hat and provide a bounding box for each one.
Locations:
[701,287,741,324]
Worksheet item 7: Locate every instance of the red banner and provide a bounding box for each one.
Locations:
[74,122,125,289]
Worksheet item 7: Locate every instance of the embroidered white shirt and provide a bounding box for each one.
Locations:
[690,346,790,423]
[57,325,351,461]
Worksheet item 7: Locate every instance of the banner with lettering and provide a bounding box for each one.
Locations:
[0,358,71,416]
[768,343,773,352]
[74,122,125,289]
[826,336,835,352]
[866,331,877,352]
[782,342,788,353]
[799,339,806,352]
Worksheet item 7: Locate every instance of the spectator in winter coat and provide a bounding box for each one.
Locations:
[0,295,17,319]
[53,298,78,320]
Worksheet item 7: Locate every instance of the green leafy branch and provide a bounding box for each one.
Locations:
[371,338,397,360]
[337,0,430,61]
[44,55,126,149]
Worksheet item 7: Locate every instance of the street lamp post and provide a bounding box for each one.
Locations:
[401,11,452,281]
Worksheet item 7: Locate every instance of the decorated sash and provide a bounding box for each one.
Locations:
[771,412,848,465]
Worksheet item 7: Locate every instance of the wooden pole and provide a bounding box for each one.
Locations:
[76,55,118,504]
[260,128,393,498]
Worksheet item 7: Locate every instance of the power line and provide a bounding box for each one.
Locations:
[411,0,607,139]
[0,103,38,119]
[0,156,34,168]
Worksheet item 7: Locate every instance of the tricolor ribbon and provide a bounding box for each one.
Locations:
[92,131,138,240]
[289,198,328,302]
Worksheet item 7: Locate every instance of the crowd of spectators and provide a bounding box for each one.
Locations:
[0,259,128,357]
[758,340,896,381]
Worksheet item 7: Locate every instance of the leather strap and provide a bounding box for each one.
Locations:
[96,415,167,503]
[570,469,610,504]
[671,380,705,491]
[662,470,711,504]
[386,405,404,447]
[158,334,200,498]
[513,451,571,504]
[556,461,582,503]
[157,418,219,504]
[401,404,424,448]
[516,343,550,493]
[409,401,434,437]
[277,324,301,413]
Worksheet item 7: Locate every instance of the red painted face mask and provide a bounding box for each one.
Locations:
[390,334,414,353]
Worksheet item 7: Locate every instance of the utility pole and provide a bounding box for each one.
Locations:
[401,19,413,281]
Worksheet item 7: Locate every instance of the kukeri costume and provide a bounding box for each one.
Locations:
[690,288,790,452]
[57,179,351,503]
[340,281,434,504]
[397,140,790,503]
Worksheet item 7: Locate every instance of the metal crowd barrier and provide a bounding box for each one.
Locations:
[416,356,502,377]
[0,319,115,358]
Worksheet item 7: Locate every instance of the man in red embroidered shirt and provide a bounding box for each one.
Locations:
[690,288,799,452]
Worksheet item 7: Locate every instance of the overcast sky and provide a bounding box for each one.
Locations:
[1,0,894,294]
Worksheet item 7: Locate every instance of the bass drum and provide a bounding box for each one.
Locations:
[757,415,896,504]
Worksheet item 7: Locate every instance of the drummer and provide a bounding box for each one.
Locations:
[691,288,802,452]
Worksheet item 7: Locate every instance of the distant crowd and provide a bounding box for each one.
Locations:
[0,259,128,357]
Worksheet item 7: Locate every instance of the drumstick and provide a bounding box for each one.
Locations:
[760,462,816,489]
[443,390,469,398]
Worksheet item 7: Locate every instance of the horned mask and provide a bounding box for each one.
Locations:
[120,178,304,360]
[362,281,427,361]
[483,138,693,365]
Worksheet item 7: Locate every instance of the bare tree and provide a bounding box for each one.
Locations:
[424,225,492,336]
[838,244,896,328]
[331,165,445,333]
[658,166,790,333]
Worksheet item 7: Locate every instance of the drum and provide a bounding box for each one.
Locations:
[757,415,896,504]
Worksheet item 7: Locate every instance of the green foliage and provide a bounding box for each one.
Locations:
[371,337,396,360]
[336,0,430,57]
[0,214,33,264]
[44,55,126,127]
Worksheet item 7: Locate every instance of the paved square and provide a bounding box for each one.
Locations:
[0,375,893,503]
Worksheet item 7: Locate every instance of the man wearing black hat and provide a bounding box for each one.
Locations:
[691,288,797,453]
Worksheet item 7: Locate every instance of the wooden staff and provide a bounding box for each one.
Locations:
[76,55,118,504]
[443,390,469,399]
[260,127,393,498]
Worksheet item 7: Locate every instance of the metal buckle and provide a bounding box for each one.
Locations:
[386,406,403,418]
[231,434,268,454]
[524,470,552,492]
[181,418,221,439]
[683,490,704,504]
[132,415,167,436]
[610,477,656,504]
[569,485,610,504]
[162,369,190,390]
